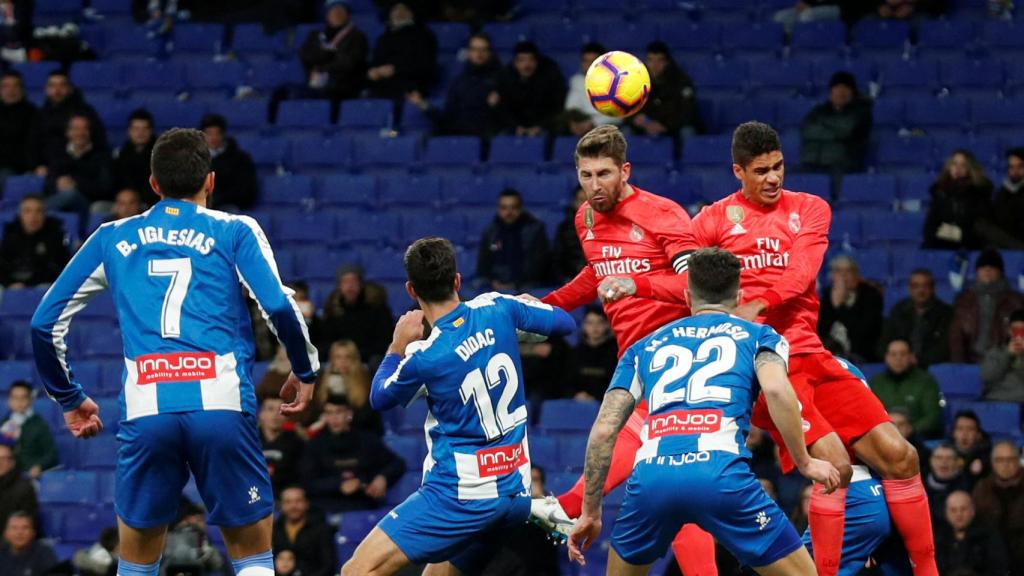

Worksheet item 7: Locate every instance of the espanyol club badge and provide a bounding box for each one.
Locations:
[630,223,644,241]
[584,207,595,240]
[788,212,801,233]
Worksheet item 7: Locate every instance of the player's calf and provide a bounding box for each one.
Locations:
[341,527,412,576]
[852,423,919,480]
[809,432,853,487]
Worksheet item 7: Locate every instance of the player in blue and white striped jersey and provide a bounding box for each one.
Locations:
[342,237,576,576]
[31,129,318,576]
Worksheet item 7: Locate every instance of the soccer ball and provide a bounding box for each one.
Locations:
[585,51,651,119]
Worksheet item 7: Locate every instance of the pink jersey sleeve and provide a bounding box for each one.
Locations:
[543,264,598,311]
[690,203,721,248]
[756,195,831,309]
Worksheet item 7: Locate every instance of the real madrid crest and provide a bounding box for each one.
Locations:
[788,212,801,233]
[630,223,644,241]
[584,207,595,240]
[726,205,744,224]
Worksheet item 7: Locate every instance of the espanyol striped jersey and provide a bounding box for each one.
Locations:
[31,199,319,420]
[371,293,575,500]
[608,312,789,464]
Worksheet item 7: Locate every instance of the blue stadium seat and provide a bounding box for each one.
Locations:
[400,213,469,245]
[230,23,287,57]
[69,61,122,91]
[172,23,225,55]
[395,400,429,433]
[748,59,812,96]
[208,98,269,131]
[852,19,910,52]
[123,61,185,92]
[441,173,507,207]
[1,175,45,208]
[104,28,158,57]
[291,246,358,282]
[289,136,352,171]
[785,173,830,199]
[775,99,814,130]
[11,62,62,91]
[509,173,575,209]
[353,136,419,167]
[529,434,558,470]
[681,135,732,167]
[657,172,703,207]
[837,173,898,209]
[36,0,82,17]
[716,97,777,131]
[185,60,246,91]
[537,399,599,432]
[147,100,207,131]
[872,97,905,128]
[338,98,394,131]
[980,21,1024,52]
[78,434,119,469]
[859,362,886,381]
[720,21,785,54]
[379,173,442,208]
[556,434,587,472]
[428,22,470,52]
[810,58,875,93]
[385,474,422,507]
[384,435,426,471]
[237,135,287,169]
[595,21,656,53]
[905,97,970,130]
[276,99,332,128]
[274,211,336,244]
[700,173,741,203]
[0,361,34,390]
[935,134,1003,169]
[488,136,545,165]
[940,58,1004,94]
[929,364,981,399]
[318,174,378,208]
[62,505,114,544]
[658,20,721,52]
[533,21,595,52]
[337,212,400,246]
[878,59,939,97]
[625,137,675,166]
[947,400,1021,437]
[78,324,124,359]
[0,287,47,319]
[897,173,936,206]
[844,248,891,282]
[828,211,862,247]
[38,471,99,505]
[791,20,847,50]
[246,61,305,90]
[862,212,927,247]
[398,99,434,134]
[687,60,748,97]
[422,136,481,166]
[259,174,315,206]
[916,20,976,55]
[480,22,532,50]
[875,136,935,170]
[77,292,116,321]
[970,98,1023,134]
[1,321,33,360]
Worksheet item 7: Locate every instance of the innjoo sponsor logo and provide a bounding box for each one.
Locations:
[136,352,217,384]
[649,409,723,438]
[476,442,528,477]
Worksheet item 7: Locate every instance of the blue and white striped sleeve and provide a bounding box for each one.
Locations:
[370,344,426,411]
[497,294,576,337]
[233,216,320,383]
[31,229,109,412]
[606,344,643,402]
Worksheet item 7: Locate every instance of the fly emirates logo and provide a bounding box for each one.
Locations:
[741,238,790,271]
[593,246,651,277]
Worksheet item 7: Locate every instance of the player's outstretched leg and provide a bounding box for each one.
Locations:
[608,546,655,576]
[116,520,168,576]
[807,432,853,576]
[341,526,413,576]
[750,546,817,576]
[221,515,275,576]
[670,524,719,576]
[852,422,938,576]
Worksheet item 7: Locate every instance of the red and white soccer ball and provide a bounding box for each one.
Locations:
[585,50,652,119]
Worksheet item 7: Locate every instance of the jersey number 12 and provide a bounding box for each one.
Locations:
[148,258,192,339]
[460,353,527,441]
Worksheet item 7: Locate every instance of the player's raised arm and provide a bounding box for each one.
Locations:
[497,294,576,337]
[370,310,428,411]
[629,202,697,305]
[542,263,600,312]
[755,348,840,493]
[233,217,320,389]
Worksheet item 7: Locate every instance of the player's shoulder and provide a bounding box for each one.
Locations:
[631,187,689,218]
[405,325,444,364]
[782,189,831,213]
[468,292,551,311]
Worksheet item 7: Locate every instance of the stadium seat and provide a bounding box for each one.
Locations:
[533,21,595,52]
[400,213,469,245]
[875,136,934,170]
[384,435,426,471]
[748,59,812,96]
[916,20,976,56]
[878,59,939,97]
[422,136,482,166]
[63,505,114,544]
[681,135,733,167]
[852,19,910,52]
[378,173,442,208]
[687,60,748,97]
[828,211,862,247]
[276,99,332,128]
[318,174,378,209]
[441,173,507,207]
[980,21,1024,53]
[275,211,335,244]
[259,174,315,206]
[596,21,657,53]
[147,100,207,131]
[0,287,47,319]
[77,292,117,321]
[1,174,46,208]
[488,136,545,165]
[861,212,926,248]
[337,212,400,247]
[529,434,559,470]
[338,98,394,131]
[38,471,99,505]
[78,434,119,469]
[172,23,225,55]
[657,20,720,52]
[810,58,875,94]
[246,61,305,90]
[395,401,429,433]
[0,361,34,390]
[480,22,532,50]
[791,20,847,50]
[716,97,777,132]
[289,136,353,171]
[69,61,122,91]
[185,60,247,91]
[11,62,63,92]
[897,172,935,208]
[385,474,422,507]
[622,137,674,166]
[508,172,575,209]
[947,401,1021,437]
[353,136,419,167]
[775,98,814,130]
[720,21,785,54]
[208,98,269,131]
[837,173,898,209]
[970,99,1024,136]
[292,246,358,281]
[537,399,599,432]
[905,97,970,130]
[556,434,588,472]
[103,28,159,57]
[939,58,1004,94]
[123,61,185,92]
[929,364,982,399]
[230,23,288,57]
[428,22,470,52]
[785,173,830,200]
[872,97,905,128]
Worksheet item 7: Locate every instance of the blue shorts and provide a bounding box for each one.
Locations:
[802,478,911,576]
[612,452,802,567]
[115,410,274,529]
[378,484,530,573]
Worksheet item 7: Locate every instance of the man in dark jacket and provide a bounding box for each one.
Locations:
[259,398,305,497]
[992,147,1024,247]
[0,71,38,177]
[800,71,872,176]
[0,511,57,576]
[366,1,436,100]
[1,382,59,480]
[973,442,1024,569]
[476,189,550,291]
[0,443,37,531]
[406,32,502,137]
[33,70,106,170]
[934,490,1010,575]
[817,254,884,362]
[0,195,69,287]
[112,108,157,205]
[950,249,1024,363]
[271,486,336,576]
[879,269,953,367]
[496,41,566,136]
[629,41,702,139]
[315,264,394,365]
[44,114,113,213]
[200,114,258,211]
[979,309,1024,402]
[925,443,972,520]
[298,0,369,101]
[301,396,405,513]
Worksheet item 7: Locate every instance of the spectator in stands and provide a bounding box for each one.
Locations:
[0,71,37,179]
[476,189,550,291]
[991,147,1024,247]
[199,114,258,212]
[0,0,31,64]
[879,268,953,367]
[310,340,381,436]
[162,499,224,575]
[407,32,502,138]
[259,397,305,497]
[72,527,118,576]
[33,70,106,170]
[800,71,872,177]
[889,407,931,466]
[817,254,884,362]
[0,511,56,576]
[300,395,405,512]
[874,0,947,20]
[298,0,369,101]
[482,466,561,575]
[496,41,567,136]
[44,114,113,214]
[366,2,436,101]
[0,194,69,287]
[870,339,943,438]
[271,486,336,576]
[563,42,618,131]
[0,442,36,531]
[257,345,292,403]
[980,309,1024,402]
[923,150,994,250]
[950,248,1024,363]
[925,443,971,519]
[934,490,1010,575]
[629,41,702,140]
[106,188,144,223]
[567,306,618,401]
[551,186,586,283]
[950,410,991,484]
[0,382,57,480]
[274,548,298,576]
[111,108,157,206]
[317,264,394,366]
[773,0,842,33]
[973,441,1024,567]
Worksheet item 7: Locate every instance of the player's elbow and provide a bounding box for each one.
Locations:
[29,310,53,342]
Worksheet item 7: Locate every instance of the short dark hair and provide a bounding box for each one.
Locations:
[687,248,741,306]
[583,304,606,320]
[514,41,539,56]
[468,32,491,48]
[404,237,457,304]
[581,41,606,55]
[324,394,351,408]
[1006,147,1024,162]
[576,124,627,167]
[732,121,781,168]
[128,108,154,126]
[150,128,211,199]
[6,511,33,527]
[646,40,670,56]
[47,69,69,80]
[20,193,45,206]
[953,410,981,430]
[1,70,23,82]
[67,113,91,130]
[909,268,934,280]
[885,338,911,351]
[8,381,32,395]
[498,188,522,203]
[1010,309,1024,324]
[199,113,227,132]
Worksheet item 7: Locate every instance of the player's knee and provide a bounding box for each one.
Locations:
[872,433,920,479]
[340,559,365,576]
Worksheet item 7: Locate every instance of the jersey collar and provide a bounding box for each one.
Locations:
[435,302,468,329]
[733,188,785,213]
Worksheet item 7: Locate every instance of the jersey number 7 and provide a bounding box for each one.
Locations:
[460,353,527,441]
[148,258,193,339]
